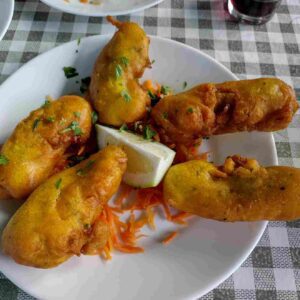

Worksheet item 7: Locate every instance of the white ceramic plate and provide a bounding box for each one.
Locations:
[40,0,164,16]
[0,35,275,300]
[0,0,14,41]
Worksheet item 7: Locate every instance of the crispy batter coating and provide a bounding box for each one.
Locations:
[89,16,150,126]
[152,78,298,145]
[164,156,300,221]
[0,95,92,199]
[1,146,127,268]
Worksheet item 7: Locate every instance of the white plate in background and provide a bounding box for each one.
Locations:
[40,0,164,17]
[0,35,274,299]
[0,0,14,41]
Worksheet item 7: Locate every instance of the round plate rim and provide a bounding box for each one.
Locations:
[40,0,165,17]
[0,34,271,299]
[0,0,14,41]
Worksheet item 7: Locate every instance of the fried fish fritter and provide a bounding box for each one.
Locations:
[164,156,300,222]
[152,78,298,145]
[89,16,150,126]
[2,146,127,268]
[0,95,92,199]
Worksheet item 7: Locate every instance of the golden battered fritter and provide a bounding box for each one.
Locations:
[2,146,127,268]
[152,78,298,145]
[0,95,92,199]
[89,16,150,126]
[164,156,300,221]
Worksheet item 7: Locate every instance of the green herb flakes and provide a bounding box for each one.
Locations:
[55,178,62,189]
[42,100,51,108]
[183,81,187,89]
[120,56,129,67]
[162,112,168,119]
[161,85,171,95]
[143,125,156,140]
[80,76,91,94]
[77,160,95,176]
[61,121,82,136]
[77,37,81,46]
[151,59,155,64]
[46,116,55,122]
[63,66,79,79]
[91,111,98,124]
[115,64,123,79]
[0,155,9,165]
[121,90,132,102]
[32,118,40,131]
[119,123,128,132]
[74,112,81,118]
[84,224,91,230]
[187,107,194,113]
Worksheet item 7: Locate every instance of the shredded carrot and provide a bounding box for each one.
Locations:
[162,232,178,245]
[77,145,85,156]
[161,197,172,221]
[142,80,161,95]
[195,151,209,161]
[80,0,88,3]
[99,184,194,259]
[114,184,132,206]
[114,244,144,253]
[143,79,154,91]
[146,206,156,230]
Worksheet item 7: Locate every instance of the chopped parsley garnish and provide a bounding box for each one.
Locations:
[42,100,51,108]
[187,107,194,113]
[120,56,129,67]
[74,112,81,118]
[148,90,161,107]
[84,224,91,230]
[183,81,187,89]
[80,76,91,94]
[63,66,79,79]
[119,123,128,132]
[91,111,98,124]
[0,154,9,165]
[143,125,156,140]
[61,121,82,136]
[55,178,62,189]
[68,154,89,167]
[161,85,171,95]
[77,37,81,46]
[46,116,55,122]
[77,160,95,176]
[115,64,123,79]
[32,118,40,131]
[162,112,168,119]
[121,90,131,102]
[151,59,155,64]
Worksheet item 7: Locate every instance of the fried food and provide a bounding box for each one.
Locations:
[1,146,127,268]
[152,78,298,145]
[89,16,150,126]
[0,95,92,199]
[164,156,300,221]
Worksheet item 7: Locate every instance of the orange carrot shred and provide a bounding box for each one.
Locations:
[99,183,193,259]
[115,185,132,206]
[146,206,156,230]
[162,232,178,245]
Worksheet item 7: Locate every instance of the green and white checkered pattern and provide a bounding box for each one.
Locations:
[0,0,299,299]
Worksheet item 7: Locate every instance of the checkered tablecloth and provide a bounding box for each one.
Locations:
[0,0,299,299]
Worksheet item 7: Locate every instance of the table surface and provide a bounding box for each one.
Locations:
[0,0,299,299]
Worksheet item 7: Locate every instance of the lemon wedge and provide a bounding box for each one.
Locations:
[96,124,175,188]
